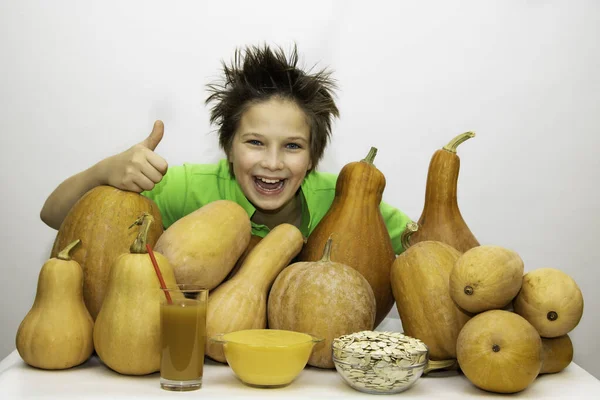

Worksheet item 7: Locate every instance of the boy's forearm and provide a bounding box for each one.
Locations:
[40,161,106,230]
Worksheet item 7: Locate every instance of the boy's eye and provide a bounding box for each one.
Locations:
[248,139,262,146]
[286,143,301,150]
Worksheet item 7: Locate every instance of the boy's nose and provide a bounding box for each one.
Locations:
[260,151,284,170]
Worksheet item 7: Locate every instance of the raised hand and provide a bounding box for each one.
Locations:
[102,120,169,193]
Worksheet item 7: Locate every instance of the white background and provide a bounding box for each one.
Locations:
[1,0,598,379]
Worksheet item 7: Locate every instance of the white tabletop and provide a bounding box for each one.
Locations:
[1,318,598,399]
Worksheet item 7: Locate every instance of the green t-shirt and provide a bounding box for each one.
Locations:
[142,159,412,254]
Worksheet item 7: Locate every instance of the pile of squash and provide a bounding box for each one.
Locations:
[15,145,397,373]
[395,237,584,394]
[388,132,584,394]
[14,131,585,399]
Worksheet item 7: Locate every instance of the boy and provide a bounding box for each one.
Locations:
[40,44,411,254]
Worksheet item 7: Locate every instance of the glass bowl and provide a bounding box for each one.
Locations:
[210,329,322,388]
[332,331,430,394]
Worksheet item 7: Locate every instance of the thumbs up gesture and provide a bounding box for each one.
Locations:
[102,120,169,193]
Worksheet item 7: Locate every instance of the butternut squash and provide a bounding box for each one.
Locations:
[154,200,251,290]
[390,234,471,362]
[51,186,163,320]
[409,132,479,253]
[16,240,94,369]
[449,245,524,313]
[93,214,177,375]
[540,334,573,374]
[206,223,304,363]
[268,237,376,369]
[225,234,262,281]
[299,147,395,327]
[513,268,584,338]
[457,310,542,394]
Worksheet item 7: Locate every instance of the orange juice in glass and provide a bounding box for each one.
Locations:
[159,284,208,391]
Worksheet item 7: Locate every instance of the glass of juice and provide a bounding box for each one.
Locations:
[159,284,208,391]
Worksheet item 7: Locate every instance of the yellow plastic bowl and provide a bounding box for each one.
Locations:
[211,329,321,387]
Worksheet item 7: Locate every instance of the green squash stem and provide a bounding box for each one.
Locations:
[320,236,334,262]
[400,222,419,250]
[57,239,81,261]
[129,213,154,254]
[361,147,378,164]
[442,131,475,153]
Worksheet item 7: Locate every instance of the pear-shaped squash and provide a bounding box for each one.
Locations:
[409,132,479,253]
[16,240,94,370]
[540,334,573,374]
[51,186,163,320]
[449,245,524,313]
[93,214,177,375]
[268,237,376,369]
[299,147,395,327]
[513,268,584,338]
[154,200,251,290]
[457,310,542,394]
[206,223,304,363]
[390,235,471,362]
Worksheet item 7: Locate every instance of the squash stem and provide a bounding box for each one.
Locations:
[57,239,81,261]
[320,236,333,262]
[442,131,475,153]
[424,359,457,374]
[361,147,378,164]
[400,222,419,250]
[129,213,154,254]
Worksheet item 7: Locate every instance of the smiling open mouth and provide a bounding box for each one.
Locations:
[254,177,285,193]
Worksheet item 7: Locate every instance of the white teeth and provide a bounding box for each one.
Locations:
[259,177,281,184]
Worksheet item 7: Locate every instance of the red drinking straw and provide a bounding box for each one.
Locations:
[146,244,173,305]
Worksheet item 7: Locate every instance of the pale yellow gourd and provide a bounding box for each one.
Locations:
[540,334,573,374]
[155,200,251,290]
[457,310,542,394]
[16,240,94,370]
[449,245,524,313]
[206,223,304,363]
[268,237,376,369]
[513,268,584,338]
[93,214,177,375]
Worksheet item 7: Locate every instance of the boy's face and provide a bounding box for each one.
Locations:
[229,97,312,214]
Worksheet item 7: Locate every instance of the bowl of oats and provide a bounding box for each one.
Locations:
[332,331,432,394]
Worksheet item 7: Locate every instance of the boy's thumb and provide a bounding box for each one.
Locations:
[141,120,164,150]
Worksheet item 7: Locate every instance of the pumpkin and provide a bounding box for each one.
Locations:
[93,214,177,375]
[51,186,163,320]
[409,132,479,253]
[457,310,542,394]
[390,237,471,362]
[206,223,304,363]
[449,245,524,313]
[268,237,376,368]
[299,147,395,327]
[513,268,584,338]
[154,200,251,290]
[540,334,573,374]
[16,240,94,369]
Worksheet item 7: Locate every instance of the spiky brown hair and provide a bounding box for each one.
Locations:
[205,44,339,173]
